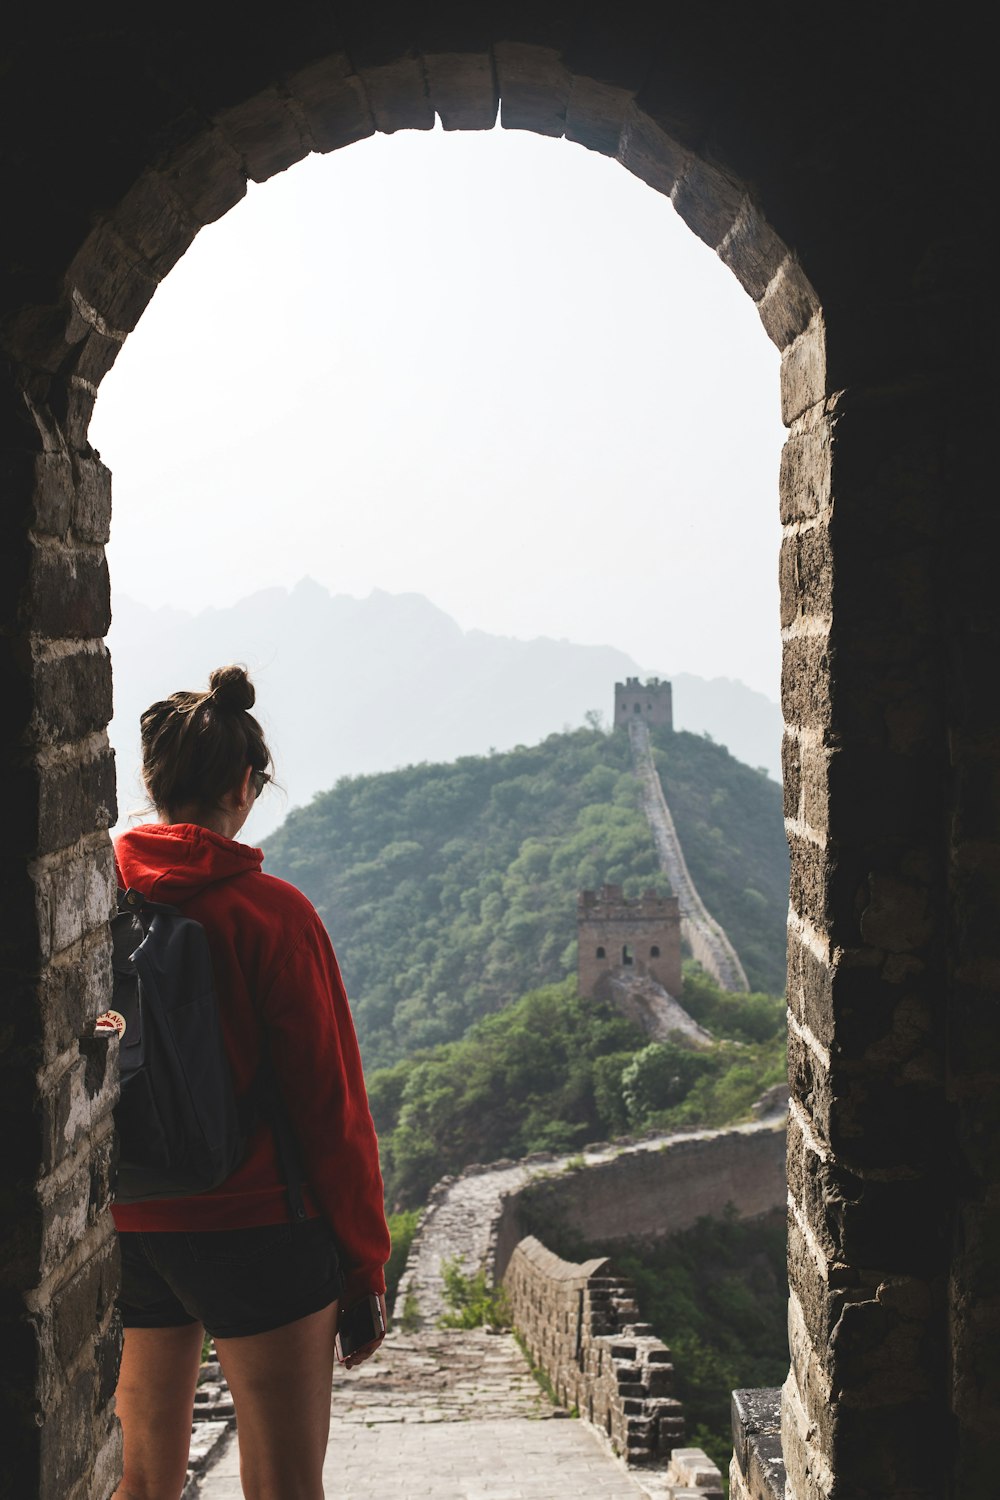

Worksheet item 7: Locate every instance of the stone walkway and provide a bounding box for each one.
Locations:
[627,718,749,992]
[194,1328,652,1498]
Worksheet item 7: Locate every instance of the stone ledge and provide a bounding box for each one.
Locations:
[730,1387,784,1500]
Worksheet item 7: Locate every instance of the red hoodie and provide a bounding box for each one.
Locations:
[112,822,389,1304]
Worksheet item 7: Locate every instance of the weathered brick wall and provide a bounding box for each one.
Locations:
[494,1122,787,1277]
[777,359,959,1498]
[0,397,122,1497]
[502,1237,689,1467]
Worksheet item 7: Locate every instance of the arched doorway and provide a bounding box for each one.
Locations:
[1,13,990,1499]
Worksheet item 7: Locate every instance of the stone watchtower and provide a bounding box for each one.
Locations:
[578,885,682,1000]
[615,676,673,730]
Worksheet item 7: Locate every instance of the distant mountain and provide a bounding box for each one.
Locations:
[108,580,782,838]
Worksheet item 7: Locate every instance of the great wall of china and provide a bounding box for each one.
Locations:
[628,718,750,993]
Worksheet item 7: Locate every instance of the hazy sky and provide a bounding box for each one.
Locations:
[91,123,785,700]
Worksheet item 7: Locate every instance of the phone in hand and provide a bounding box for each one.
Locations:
[336,1293,386,1361]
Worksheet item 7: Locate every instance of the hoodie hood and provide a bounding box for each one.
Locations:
[114,823,264,905]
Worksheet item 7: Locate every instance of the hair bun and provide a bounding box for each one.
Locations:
[209,664,256,712]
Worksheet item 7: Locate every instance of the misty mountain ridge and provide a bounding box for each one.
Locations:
[109,578,782,839]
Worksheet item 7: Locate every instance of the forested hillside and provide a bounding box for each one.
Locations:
[263,724,788,1068]
[369,971,787,1208]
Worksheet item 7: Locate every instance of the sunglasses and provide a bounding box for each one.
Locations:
[251,769,270,800]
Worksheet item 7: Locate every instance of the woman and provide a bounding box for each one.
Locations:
[111,665,390,1500]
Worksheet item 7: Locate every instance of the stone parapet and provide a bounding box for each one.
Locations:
[730,1387,784,1500]
[502,1235,686,1468]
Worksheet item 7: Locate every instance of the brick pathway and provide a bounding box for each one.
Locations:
[194,1328,652,1499]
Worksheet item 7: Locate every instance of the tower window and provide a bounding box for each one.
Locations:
[650,945,660,957]
[596,946,606,959]
[622,944,634,966]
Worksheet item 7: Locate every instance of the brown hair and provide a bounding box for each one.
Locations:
[140,664,273,817]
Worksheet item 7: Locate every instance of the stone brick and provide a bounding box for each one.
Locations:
[565,75,634,157]
[780,321,826,426]
[781,633,832,732]
[49,1233,120,1375]
[781,731,802,822]
[786,831,832,933]
[779,525,833,629]
[28,454,75,537]
[66,222,159,339]
[71,457,112,546]
[39,1042,118,1176]
[33,841,116,963]
[785,931,833,1045]
[495,42,570,136]
[758,257,821,351]
[64,380,98,450]
[779,422,833,525]
[719,201,788,302]
[671,160,744,253]
[731,1386,782,1481]
[41,1144,116,1288]
[796,736,834,838]
[32,644,114,746]
[423,49,498,131]
[214,88,309,182]
[24,545,111,640]
[20,744,118,856]
[357,56,434,135]
[109,169,199,282]
[161,127,248,227]
[617,103,690,199]
[285,55,374,152]
[39,1360,116,1499]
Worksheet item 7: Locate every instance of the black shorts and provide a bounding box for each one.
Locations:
[117,1218,345,1339]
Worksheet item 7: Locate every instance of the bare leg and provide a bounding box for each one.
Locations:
[113,1322,205,1500]
[214,1300,338,1500]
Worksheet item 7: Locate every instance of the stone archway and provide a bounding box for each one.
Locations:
[1,11,993,1500]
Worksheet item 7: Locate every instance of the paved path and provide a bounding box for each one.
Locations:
[195,1328,651,1499]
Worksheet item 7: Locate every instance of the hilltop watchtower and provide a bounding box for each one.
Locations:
[578,885,682,1001]
[615,677,673,731]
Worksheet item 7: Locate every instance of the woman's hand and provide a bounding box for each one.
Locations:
[340,1292,388,1370]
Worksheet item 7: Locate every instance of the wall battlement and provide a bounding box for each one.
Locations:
[578,883,682,999]
[615,676,674,731]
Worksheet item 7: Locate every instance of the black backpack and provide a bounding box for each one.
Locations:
[105,887,306,1216]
